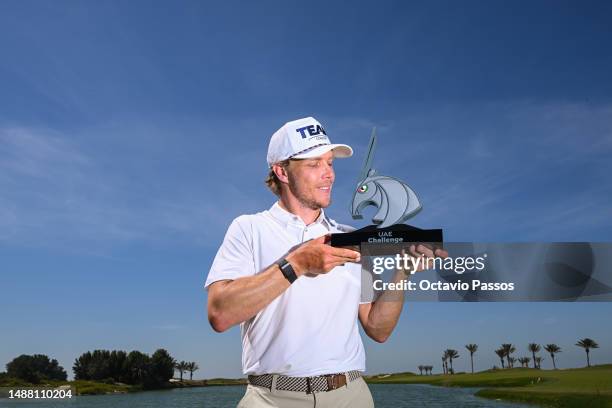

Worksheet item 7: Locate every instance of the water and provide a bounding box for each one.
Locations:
[370,384,531,407]
[0,384,532,408]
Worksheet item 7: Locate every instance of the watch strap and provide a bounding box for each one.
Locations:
[277,258,298,284]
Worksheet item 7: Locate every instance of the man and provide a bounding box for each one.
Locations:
[205,117,444,407]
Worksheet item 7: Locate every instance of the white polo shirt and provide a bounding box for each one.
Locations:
[205,202,367,377]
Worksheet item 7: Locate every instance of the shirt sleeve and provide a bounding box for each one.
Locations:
[204,216,256,288]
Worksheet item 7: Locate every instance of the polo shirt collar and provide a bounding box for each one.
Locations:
[269,201,331,230]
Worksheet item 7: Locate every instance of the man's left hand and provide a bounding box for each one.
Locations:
[398,244,449,274]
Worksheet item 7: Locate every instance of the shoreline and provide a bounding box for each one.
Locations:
[0,378,246,396]
[3,365,610,407]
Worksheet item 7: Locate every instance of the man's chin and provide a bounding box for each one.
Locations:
[318,198,332,209]
[303,198,331,210]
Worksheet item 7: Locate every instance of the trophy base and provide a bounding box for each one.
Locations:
[330,224,443,252]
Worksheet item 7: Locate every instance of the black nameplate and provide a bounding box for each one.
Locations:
[330,224,443,247]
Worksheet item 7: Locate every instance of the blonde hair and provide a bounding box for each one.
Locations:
[265,159,291,196]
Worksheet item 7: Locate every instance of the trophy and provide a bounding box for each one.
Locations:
[330,128,443,253]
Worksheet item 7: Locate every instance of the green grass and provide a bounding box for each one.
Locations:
[0,377,32,387]
[204,378,247,386]
[70,380,136,395]
[0,377,139,395]
[366,364,612,407]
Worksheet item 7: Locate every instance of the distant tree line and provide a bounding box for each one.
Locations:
[417,365,433,375]
[4,354,67,383]
[431,338,601,375]
[73,349,175,388]
[2,349,202,389]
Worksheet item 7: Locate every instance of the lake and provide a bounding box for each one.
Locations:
[0,384,532,407]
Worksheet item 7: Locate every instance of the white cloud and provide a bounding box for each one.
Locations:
[0,123,269,253]
[2,102,610,251]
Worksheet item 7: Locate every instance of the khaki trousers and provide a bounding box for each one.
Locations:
[237,376,375,408]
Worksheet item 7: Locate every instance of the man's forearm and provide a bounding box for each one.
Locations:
[364,270,408,342]
[208,264,290,332]
[208,237,360,333]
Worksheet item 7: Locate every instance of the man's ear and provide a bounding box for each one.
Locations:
[272,163,290,184]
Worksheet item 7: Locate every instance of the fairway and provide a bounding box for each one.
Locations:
[366,364,612,407]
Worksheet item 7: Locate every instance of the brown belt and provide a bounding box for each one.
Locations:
[248,370,361,393]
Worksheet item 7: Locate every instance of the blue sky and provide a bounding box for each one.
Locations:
[1,1,612,378]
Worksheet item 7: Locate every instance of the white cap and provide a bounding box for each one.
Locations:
[267,117,353,167]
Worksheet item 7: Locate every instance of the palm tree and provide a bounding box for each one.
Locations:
[445,349,459,374]
[517,357,528,368]
[495,348,506,369]
[576,338,599,367]
[186,362,199,380]
[528,343,541,369]
[534,356,544,369]
[465,344,478,374]
[523,357,531,368]
[501,344,515,368]
[175,361,189,381]
[442,353,448,375]
[418,365,424,375]
[427,366,433,375]
[544,344,561,369]
[508,356,517,369]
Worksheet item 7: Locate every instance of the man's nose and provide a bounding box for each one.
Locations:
[323,163,334,181]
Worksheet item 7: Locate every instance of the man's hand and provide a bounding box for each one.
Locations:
[358,243,448,343]
[398,244,449,274]
[286,235,361,276]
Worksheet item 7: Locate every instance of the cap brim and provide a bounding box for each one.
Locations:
[291,144,353,160]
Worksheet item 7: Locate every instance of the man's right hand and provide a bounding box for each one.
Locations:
[285,235,361,277]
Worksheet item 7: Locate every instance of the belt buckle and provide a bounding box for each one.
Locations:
[325,374,345,391]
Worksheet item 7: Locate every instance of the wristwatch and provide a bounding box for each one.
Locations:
[277,258,298,284]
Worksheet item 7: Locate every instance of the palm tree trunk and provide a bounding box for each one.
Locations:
[551,354,556,369]
[586,350,590,367]
[470,354,474,374]
[532,352,536,368]
[190,371,193,380]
